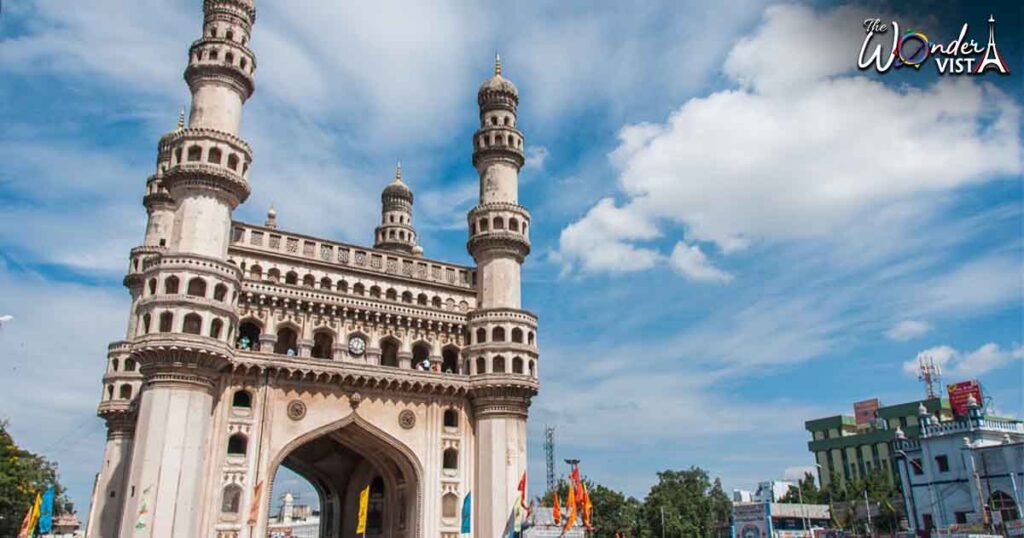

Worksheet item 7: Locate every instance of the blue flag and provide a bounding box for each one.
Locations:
[38,485,55,533]
[460,492,471,534]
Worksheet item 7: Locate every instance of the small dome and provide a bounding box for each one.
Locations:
[382,163,413,201]
[918,402,928,416]
[478,54,518,101]
[411,245,424,256]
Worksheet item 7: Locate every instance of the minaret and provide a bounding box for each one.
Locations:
[115,1,257,536]
[373,163,419,254]
[466,55,539,537]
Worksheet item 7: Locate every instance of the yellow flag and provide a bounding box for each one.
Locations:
[18,493,41,538]
[355,484,370,534]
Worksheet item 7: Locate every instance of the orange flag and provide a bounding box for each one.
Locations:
[517,470,529,511]
[247,480,264,525]
[563,478,577,532]
[582,481,593,530]
[552,491,562,525]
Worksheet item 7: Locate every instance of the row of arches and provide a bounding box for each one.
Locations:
[192,44,253,74]
[378,227,415,243]
[105,383,134,401]
[171,139,250,177]
[472,326,535,346]
[207,24,247,46]
[149,275,230,302]
[471,213,528,236]
[245,265,470,311]
[140,310,232,342]
[109,357,137,373]
[468,355,535,376]
[477,130,523,151]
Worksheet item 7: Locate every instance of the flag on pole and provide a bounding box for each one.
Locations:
[356,484,370,535]
[581,482,593,531]
[552,491,562,525]
[517,471,528,511]
[562,478,577,532]
[460,492,472,535]
[247,481,264,526]
[38,486,55,533]
[17,492,41,538]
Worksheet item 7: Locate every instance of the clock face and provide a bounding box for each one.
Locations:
[348,336,366,356]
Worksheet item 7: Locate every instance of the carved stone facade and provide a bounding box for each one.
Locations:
[85,2,538,537]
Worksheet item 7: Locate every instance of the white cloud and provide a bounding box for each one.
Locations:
[524,146,550,171]
[557,4,1021,278]
[556,198,663,274]
[886,320,932,341]
[669,242,733,283]
[903,343,1024,379]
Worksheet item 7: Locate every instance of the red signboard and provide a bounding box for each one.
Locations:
[947,380,983,416]
[854,398,880,425]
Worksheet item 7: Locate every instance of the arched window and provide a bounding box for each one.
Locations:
[475,328,486,344]
[232,390,252,408]
[511,328,523,343]
[119,384,133,399]
[432,296,442,308]
[368,477,385,533]
[380,338,399,367]
[512,356,524,374]
[227,433,247,456]
[312,331,334,360]
[159,312,174,332]
[443,409,458,429]
[991,491,1020,524]
[250,265,262,280]
[386,288,398,301]
[237,320,261,351]
[509,218,519,232]
[302,274,315,288]
[110,358,119,372]
[412,343,430,369]
[492,327,506,342]
[210,318,224,339]
[224,52,234,65]
[529,360,536,377]
[274,327,298,355]
[142,314,151,334]
[476,357,486,374]
[338,280,349,293]
[443,448,458,470]
[320,277,332,289]
[268,268,281,283]
[225,29,234,41]
[417,293,428,306]
[494,216,505,229]
[187,146,202,162]
[183,313,203,335]
[125,358,136,372]
[353,283,365,296]
[227,154,239,170]
[442,493,459,519]
[401,291,413,304]
[209,49,219,61]
[285,271,298,285]
[187,277,207,297]
[106,384,114,400]
[528,331,535,346]
[370,286,381,299]
[442,346,459,374]
[479,219,489,232]
[164,276,180,294]
[148,278,157,295]
[207,147,222,164]
[214,284,228,301]
[221,484,242,514]
[493,356,506,373]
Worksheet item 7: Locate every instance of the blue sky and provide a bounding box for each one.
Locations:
[0,0,1021,516]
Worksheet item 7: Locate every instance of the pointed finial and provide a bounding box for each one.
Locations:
[989,14,995,23]
[395,161,402,181]
[266,204,278,229]
[495,53,502,76]
[177,109,185,130]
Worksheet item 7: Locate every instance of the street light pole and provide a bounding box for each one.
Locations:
[660,506,666,538]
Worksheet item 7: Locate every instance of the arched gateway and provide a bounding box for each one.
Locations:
[85,1,539,537]
[269,416,421,538]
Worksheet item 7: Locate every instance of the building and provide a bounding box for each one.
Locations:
[523,508,586,538]
[731,502,832,538]
[806,397,952,487]
[733,481,798,503]
[85,1,539,537]
[267,493,320,538]
[893,396,1023,535]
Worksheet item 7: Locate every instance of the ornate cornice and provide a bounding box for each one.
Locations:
[131,333,234,384]
[466,232,530,263]
[184,62,255,102]
[472,145,525,170]
[161,162,251,207]
[467,375,537,419]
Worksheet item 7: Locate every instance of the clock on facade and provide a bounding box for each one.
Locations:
[348,335,366,356]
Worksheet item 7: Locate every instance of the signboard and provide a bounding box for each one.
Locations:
[1006,518,1024,537]
[947,380,983,416]
[813,531,848,538]
[732,502,769,538]
[854,398,881,425]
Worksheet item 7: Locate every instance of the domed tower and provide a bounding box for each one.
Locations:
[465,55,539,537]
[373,163,419,254]
[112,1,257,536]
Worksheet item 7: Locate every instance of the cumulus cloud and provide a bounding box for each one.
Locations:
[557,4,1021,278]
[885,320,932,341]
[669,242,733,283]
[556,198,663,274]
[902,343,1024,379]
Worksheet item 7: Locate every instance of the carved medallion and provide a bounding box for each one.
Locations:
[287,400,306,421]
[398,409,416,430]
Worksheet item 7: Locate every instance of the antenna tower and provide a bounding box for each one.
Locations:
[544,425,556,493]
[917,354,942,399]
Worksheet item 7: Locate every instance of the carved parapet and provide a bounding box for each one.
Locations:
[468,375,537,419]
[472,127,525,170]
[124,245,167,290]
[162,162,251,208]
[204,0,256,25]
[466,232,530,263]
[97,400,137,439]
[185,40,256,101]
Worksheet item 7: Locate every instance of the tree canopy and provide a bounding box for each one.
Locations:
[0,420,71,537]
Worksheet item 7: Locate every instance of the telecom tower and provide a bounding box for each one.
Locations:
[917,354,942,399]
[545,425,556,493]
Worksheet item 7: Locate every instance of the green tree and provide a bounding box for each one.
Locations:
[779,472,822,503]
[641,467,732,538]
[0,420,71,536]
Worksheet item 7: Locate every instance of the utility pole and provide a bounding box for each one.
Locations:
[660,506,666,538]
[863,489,873,537]
[545,426,556,494]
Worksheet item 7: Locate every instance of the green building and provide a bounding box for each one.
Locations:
[805,397,952,487]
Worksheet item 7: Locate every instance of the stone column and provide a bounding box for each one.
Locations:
[86,410,135,538]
